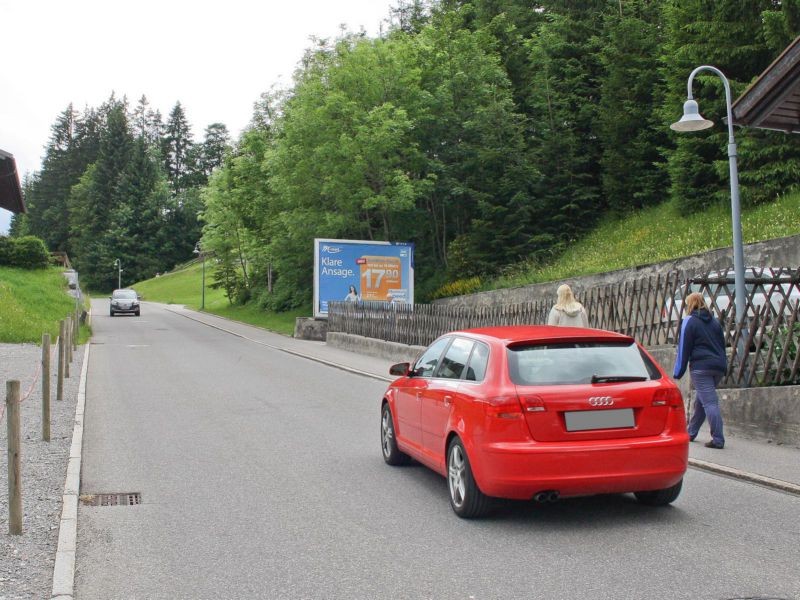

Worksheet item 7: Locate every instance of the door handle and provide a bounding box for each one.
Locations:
[444,395,452,407]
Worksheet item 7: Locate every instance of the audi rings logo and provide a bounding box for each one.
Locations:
[588,396,615,407]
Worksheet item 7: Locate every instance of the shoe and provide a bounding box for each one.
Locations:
[689,434,696,442]
[704,441,724,449]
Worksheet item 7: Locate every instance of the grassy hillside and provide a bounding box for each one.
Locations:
[131,262,304,336]
[491,192,800,289]
[133,261,227,310]
[0,266,90,344]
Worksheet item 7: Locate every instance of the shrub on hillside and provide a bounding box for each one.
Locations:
[0,235,50,269]
[429,277,483,301]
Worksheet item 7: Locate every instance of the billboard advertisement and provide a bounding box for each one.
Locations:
[314,239,414,317]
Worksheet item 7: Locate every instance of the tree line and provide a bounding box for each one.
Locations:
[11,96,230,290]
[12,0,800,303]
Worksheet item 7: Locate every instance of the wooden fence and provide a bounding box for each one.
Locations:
[328,268,800,388]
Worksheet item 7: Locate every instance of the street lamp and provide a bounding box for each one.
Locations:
[113,258,122,289]
[193,242,205,310]
[671,65,746,324]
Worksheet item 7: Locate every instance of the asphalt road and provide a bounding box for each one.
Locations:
[75,301,800,600]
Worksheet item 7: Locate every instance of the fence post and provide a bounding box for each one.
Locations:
[65,317,71,378]
[6,380,23,535]
[57,320,65,401]
[73,308,79,351]
[67,315,73,366]
[42,333,51,442]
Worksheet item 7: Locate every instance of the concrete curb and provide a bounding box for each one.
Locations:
[50,341,89,599]
[688,458,800,496]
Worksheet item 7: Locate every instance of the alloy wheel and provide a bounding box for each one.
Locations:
[448,444,466,508]
[381,409,393,458]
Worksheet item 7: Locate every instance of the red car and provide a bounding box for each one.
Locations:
[380,326,688,518]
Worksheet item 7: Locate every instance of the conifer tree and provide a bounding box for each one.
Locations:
[199,123,231,178]
[8,175,32,237]
[131,95,164,149]
[70,102,134,289]
[24,105,79,252]
[108,137,170,282]
[597,0,667,212]
[525,1,606,255]
[162,102,195,194]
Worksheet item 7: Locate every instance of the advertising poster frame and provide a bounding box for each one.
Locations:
[313,238,415,318]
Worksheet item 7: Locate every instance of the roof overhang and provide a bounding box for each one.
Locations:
[0,149,26,214]
[733,36,800,133]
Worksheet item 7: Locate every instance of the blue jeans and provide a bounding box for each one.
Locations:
[687,369,725,446]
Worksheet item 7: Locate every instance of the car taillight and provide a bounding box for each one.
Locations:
[484,396,524,419]
[518,394,546,413]
[652,388,683,407]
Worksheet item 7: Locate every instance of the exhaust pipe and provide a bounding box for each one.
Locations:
[534,490,560,504]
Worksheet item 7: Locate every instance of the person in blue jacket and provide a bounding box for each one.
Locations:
[673,292,727,449]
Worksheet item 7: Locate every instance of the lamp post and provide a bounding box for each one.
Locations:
[113,258,122,289]
[193,242,205,310]
[671,65,746,323]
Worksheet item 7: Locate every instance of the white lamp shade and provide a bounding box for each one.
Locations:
[671,99,714,132]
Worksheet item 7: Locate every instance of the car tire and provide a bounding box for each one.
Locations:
[634,478,683,506]
[381,403,410,466]
[109,311,114,317]
[447,437,491,518]
[135,310,140,316]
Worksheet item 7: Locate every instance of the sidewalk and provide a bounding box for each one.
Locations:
[169,305,800,497]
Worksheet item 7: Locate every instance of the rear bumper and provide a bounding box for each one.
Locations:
[472,435,689,500]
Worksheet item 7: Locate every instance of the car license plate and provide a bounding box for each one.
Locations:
[565,408,635,432]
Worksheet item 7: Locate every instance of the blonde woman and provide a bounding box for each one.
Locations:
[673,292,727,449]
[547,284,589,327]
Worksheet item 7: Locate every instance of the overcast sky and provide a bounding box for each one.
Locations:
[0,0,398,233]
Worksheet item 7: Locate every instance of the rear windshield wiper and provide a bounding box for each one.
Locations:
[591,375,648,383]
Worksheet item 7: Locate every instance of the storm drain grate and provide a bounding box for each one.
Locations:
[81,492,141,506]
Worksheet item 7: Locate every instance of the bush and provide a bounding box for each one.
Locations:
[429,277,483,301]
[0,235,50,269]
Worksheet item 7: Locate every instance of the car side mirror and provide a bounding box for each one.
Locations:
[390,362,411,377]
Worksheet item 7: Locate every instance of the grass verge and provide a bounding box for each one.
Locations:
[0,266,91,344]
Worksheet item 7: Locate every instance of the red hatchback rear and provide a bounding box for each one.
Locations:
[380,326,688,518]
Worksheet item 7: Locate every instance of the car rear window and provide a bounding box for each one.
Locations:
[507,342,660,386]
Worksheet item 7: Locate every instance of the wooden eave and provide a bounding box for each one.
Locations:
[0,149,26,214]
[733,36,800,133]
